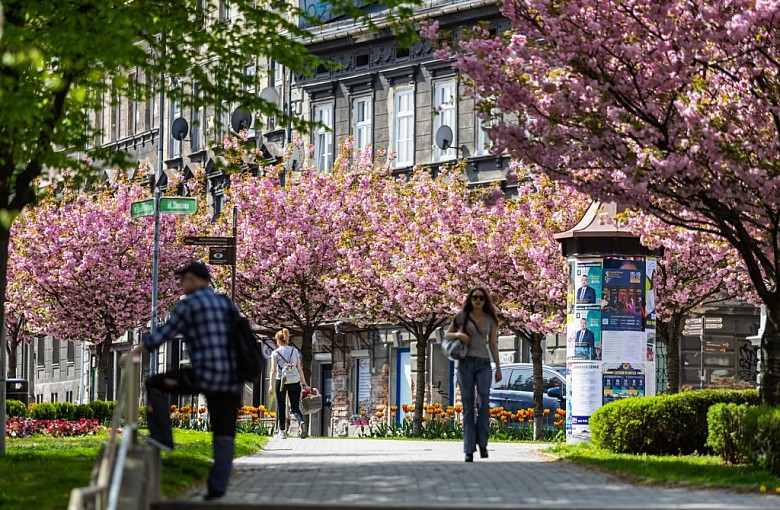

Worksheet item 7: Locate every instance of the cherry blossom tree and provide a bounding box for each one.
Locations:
[330,154,483,436]
[626,214,754,393]
[442,0,780,404]
[4,242,36,379]
[217,137,346,387]
[13,172,195,399]
[481,169,586,438]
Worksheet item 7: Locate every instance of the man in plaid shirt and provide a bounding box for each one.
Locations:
[123,261,241,501]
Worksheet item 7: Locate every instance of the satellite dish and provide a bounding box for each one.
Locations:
[259,86,280,107]
[231,108,252,132]
[171,117,189,141]
[435,125,454,151]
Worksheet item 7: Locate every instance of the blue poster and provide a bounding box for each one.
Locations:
[601,257,645,331]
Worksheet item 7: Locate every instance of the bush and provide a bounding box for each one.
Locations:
[138,406,147,428]
[755,407,780,476]
[74,404,95,420]
[590,389,758,455]
[29,403,57,420]
[89,400,114,424]
[53,402,76,421]
[706,403,751,463]
[6,399,28,418]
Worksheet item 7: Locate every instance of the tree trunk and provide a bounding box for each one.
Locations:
[528,332,545,441]
[95,337,114,401]
[657,317,683,394]
[412,334,429,437]
[0,223,11,455]
[301,324,315,435]
[7,338,20,379]
[760,300,780,406]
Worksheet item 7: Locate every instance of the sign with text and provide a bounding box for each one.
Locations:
[183,236,236,247]
[160,197,197,215]
[209,246,236,265]
[130,199,155,218]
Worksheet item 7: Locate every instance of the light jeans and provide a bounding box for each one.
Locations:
[457,356,492,454]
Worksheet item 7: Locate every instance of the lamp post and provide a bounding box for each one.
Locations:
[149,38,166,377]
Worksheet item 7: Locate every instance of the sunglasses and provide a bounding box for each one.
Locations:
[471,294,486,301]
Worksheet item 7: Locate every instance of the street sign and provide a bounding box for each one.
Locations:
[160,197,197,215]
[703,339,731,353]
[683,327,702,336]
[209,246,236,265]
[685,318,703,327]
[131,199,155,218]
[183,236,236,247]
[705,317,723,330]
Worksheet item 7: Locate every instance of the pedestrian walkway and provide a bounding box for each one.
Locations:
[168,438,777,509]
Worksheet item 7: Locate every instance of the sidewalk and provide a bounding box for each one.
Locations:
[173,438,778,509]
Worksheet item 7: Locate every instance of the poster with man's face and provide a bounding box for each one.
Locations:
[574,260,602,307]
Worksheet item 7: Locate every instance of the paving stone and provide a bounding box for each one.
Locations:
[174,438,779,509]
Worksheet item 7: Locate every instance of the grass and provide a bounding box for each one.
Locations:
[0,429,267,510]
[550,442,780,494]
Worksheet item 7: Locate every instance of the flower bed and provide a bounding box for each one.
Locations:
[356,403,566,441]
[5,418,104,438]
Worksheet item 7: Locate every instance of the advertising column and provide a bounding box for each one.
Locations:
[566,256,656,443]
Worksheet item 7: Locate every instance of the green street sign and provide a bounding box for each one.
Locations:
[131,199,155,218]
[160,197,197,215]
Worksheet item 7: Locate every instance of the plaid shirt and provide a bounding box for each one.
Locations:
[144,287,241,393]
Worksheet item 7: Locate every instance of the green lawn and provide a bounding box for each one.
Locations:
[550,443,780,494]
[0,430,267,510]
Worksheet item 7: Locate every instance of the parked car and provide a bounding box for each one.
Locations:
[490,363,566,426]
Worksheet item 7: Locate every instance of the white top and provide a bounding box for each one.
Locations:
[272,345,299,380]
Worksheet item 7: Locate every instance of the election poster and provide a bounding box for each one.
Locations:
[601,257,645,332]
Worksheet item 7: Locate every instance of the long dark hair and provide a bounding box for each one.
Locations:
[458,286,499,325]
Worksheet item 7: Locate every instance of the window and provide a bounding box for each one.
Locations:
[244,64,256,136]
[66,391,74,403]
[144,74,155,130]
[393,89,414,167]
[36,336,45,366]
[110,83,121,141]
[191,82,203,152]
[220,0,232,22]
[67,341,75,364]
[50,393,58,403]
[353,97,372,151]
[273,60,285,88]
[169,97,181,157]
[127,71,138,136]
[433,80,457,161]
[477,117,493,156]
[93,92,104,146]
[52,338,60,366]
[313,103,333,172]
[507,367,533,392]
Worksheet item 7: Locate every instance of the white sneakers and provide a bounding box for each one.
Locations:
[274,430,287,439]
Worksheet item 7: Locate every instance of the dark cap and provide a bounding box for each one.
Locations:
[174,261,211,282]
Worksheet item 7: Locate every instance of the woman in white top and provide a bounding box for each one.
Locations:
[268,328,309,438]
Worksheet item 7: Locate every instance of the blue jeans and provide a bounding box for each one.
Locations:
[457,356,492,454]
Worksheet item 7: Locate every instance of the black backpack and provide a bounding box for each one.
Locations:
[223,297,263,382]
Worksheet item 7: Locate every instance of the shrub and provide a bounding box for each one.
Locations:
[138,406,147,428]
[29,403,57,420]
[6,399,28,418]
[706,403,751,464]
[89,400,113,424]
[75,404,95,420]
[53,402,77,421]
[590,389,758,455]
[755,408,780,476]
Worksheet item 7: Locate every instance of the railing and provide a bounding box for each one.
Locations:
[68,356,141,510]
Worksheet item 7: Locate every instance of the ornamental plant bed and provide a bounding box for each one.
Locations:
[5,418,105,438]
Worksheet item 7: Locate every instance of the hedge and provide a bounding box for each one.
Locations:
[75,404,95,420]
[590,389,758,455]
[88,400,116,424]
[707,405,780,477]
[5,399,28,418]
[29,402,57,420]
[53,402,76,421]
